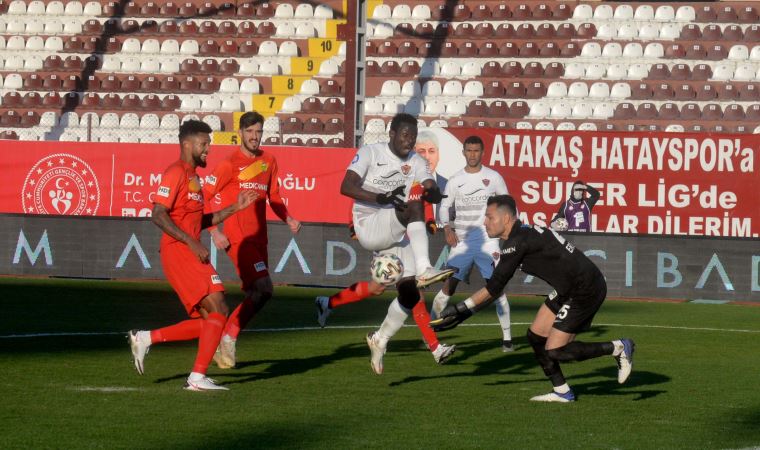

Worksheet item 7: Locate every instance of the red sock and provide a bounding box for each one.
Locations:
[150,319,202,343]
[223,297,255,339]
[329,282,371,309]
[192,312,226,374]
[412,300,439,352]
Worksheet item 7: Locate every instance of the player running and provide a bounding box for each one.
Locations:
[429,136,513,352]
[431,195,635,402]
[341,113,456,374]
[202,111,301,369]
[127,120,257,391]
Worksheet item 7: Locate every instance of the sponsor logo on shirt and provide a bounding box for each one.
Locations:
[501,246,516,255]
[239,181,268,190]
[376,162,388,166]
[206,175,217,186]
[187,192,202,202]
[351,154,359,164]
[157,186,170,198]
[211,274,222,284]
[254,262,267,272]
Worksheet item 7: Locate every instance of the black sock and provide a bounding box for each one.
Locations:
[547,341,615,362]
[526,329,566,388]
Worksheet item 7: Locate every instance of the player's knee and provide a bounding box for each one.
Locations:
[397,279,419,309]
[203,292,229,316]
[526,328,547,348]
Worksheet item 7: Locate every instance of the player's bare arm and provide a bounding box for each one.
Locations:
[202,190,258,229]
[152,203,210,263]
[443,224,459,247]
[209,228,230,250]
[340,171,387,204]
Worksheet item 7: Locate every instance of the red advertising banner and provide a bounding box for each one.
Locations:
[437,129,758,238]
[2,140,355,224]
[2,130,758,238]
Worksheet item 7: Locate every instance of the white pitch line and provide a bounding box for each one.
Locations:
[1,322,760,339]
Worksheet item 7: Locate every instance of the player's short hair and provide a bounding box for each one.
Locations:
[390,113,418,133]
[487,195,517,216]
[239,111,265,130]
[416,130,438,148]
[463,135,484,150]
[178,120,212,142]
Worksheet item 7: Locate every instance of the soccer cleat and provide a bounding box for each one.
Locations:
[184,376,229,391]
[127,330,150,375]
[214,335,236,369]
[615,338,635,384]
[415,267,457,288]
[366,331,386,375]
[501,340,514,353]
[315,296,331,328]
[530,389,576,402]
[432,343,456,364]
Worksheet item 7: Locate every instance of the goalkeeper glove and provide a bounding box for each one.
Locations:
[429,301,473,332]
[421,186,446,204]
[376,185,406,210]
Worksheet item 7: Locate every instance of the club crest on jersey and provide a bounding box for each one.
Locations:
[482,179,490,186]
[188,177,201,192]
[400,164,411,175]
[492,251,500,261]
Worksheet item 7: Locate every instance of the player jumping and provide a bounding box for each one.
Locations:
[341,113,457,374]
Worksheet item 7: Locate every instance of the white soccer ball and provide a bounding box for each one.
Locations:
[370,254,404,286]
[551,218,569,232]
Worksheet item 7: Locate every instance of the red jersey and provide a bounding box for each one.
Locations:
[154,160,205,247]
[203,148,288,244]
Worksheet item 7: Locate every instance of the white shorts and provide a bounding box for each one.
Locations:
[354,208,406,252]
[446,237,501,282]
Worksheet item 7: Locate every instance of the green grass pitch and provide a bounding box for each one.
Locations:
[1,276,760,449]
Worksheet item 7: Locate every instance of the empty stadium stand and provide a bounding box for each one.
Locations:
[0,0,759,143]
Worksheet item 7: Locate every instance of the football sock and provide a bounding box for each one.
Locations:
[547,341,615,362]
[431,290,450,317]
[554,383,571,394]
[612,340,624,356]
[412,300,439,352]
[406,221,432,273]
[329,282,370,309]
[494,294,512,341]
[377,298,409,347]
[192,312,226,375]
[526,329,566,388]
[150,319,202,343]
[224,297,255,339]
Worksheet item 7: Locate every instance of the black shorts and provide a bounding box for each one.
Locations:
[544,278,607,334]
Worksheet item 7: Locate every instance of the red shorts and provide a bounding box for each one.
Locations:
[227,238,269,291]
[160,242,225,318]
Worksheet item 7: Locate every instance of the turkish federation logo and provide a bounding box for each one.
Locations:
[483,179,490,186]
[400,164,411,175]
[22,153,101,215]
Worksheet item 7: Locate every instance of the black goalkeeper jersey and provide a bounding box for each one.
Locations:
[486,220,604,299]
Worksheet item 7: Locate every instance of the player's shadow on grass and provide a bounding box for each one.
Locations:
[196,341,369,386]
[566,367,670,401]
[716,406,760,443]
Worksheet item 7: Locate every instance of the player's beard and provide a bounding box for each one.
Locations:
[194,153,207,168]
[243,139,260,154]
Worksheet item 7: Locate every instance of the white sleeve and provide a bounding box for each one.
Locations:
[413,154,434,184]
[347,145,371,178]
[439,177,455,226]
[494,173,509,195]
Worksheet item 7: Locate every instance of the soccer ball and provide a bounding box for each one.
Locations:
[551,218,569,232]
[370,254,404,285]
